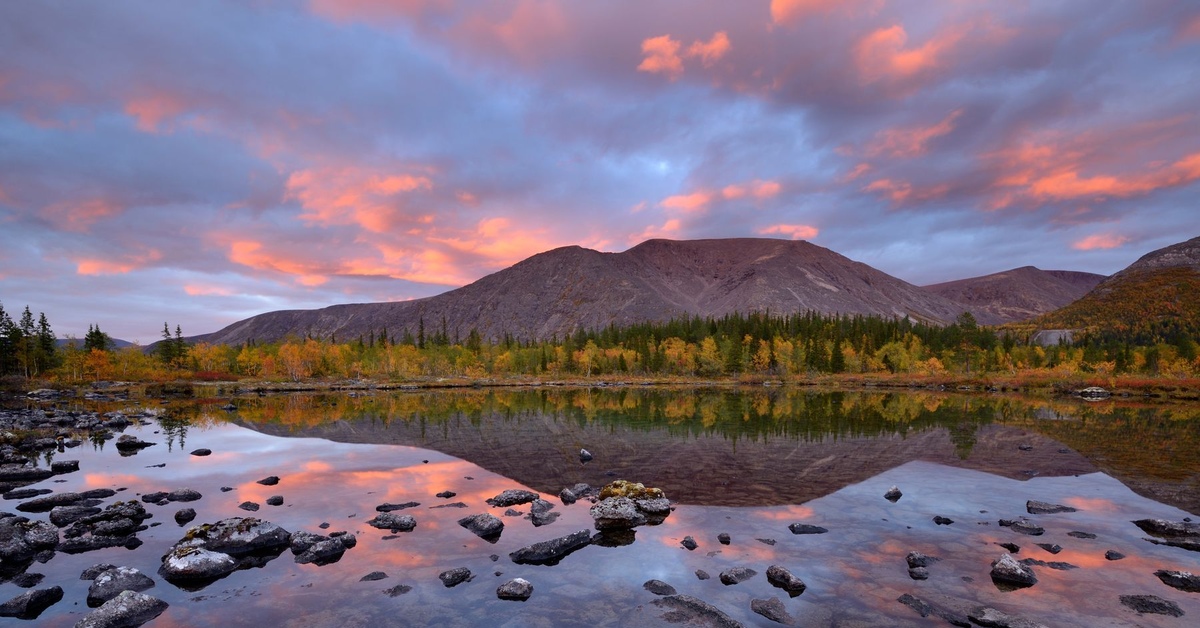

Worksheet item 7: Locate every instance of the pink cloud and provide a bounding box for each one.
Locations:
[687,31,731,68]
[841,162,872,182]
[863,178,949,205]
[632,218,682,243]
[759,224,818,240]
[866,109,963,158]
[660,190,713,212]
[43,198,123,232]
[286,165,434,233]
[770,0,860,25]
[229,240,330,287]
[307,0,449,22]
[637,35,685,80]
[1072,234,1129,250]
[184,284,235,297]
[75,249,163,276]
[124,91,189,133]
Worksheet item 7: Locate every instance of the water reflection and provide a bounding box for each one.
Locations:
[3,388,1199,626]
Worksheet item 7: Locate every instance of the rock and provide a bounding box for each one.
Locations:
[757,538,777,546]
[439,567,472,587]
[115,435,156,452]
[559,483,593,505]
[968,606,1050,628]
[787,523,828,535]
[16,491,89,513]
[497,577,533,601]
[718,532,731,545]
[1155,569,1200,592]
[458,513,504,542]
[1035,543,1062,554]
[1077,386,1111,399]
[294,537,350,565]
[1119,594,1184,616]
[590,497,647,530]
[696,570,711,580]
[996,542,1020,553]
[933,516,954,526]
[159,546,238,582]
[74,590,168,628]
[990,554,1037,588]
[171,517,291,556]
[896,593,971,627]
[49,504,102,526]
[256,476,280,486]
[80,563,118,580]
[766,565,806,597]
[189,448,211,456]
[1026,500,1076,515]
[509,529,591,565]
[175,508,196,525]
[0,586,63,619]
[167,488,202,502]
[998,518,1044,536]
[906,551,939,568]
[384,584,412,597]
[0,465,53,483]
[366,512,416,532]
[360,571,387,581]
[375,501,420,512]
[1104,550,1125,560]
[751,597,794,625]
[644,579,677,595]
[265,495,283,506]
[1019,558,1077,571]
[435,491,456,499]
[486,489,540,507]
[141,492,168,503]
[3,488,52,500]
[681,535,698,550]
[87,566,155,607]
[11,572,43,587]
[238,501,260,512]
[651,595,743,627]
[579,448,593,462]
[50,460,79,474]
[719,566,758,585]
[1134,518,1200,538]
[0,515,59,563]
[525,498,559,527]
[884,486,902,502]
[598,479,663,500]
[1067,531,1096,539]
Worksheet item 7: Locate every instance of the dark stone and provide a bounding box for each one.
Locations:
[11,572,43,588]
[238,501,260,512]
[220,487,234,492]
[996,542,1020,553]
[86,566,156,607]
[435,491,456,499]
[896,593,971,627]
[1019,558,1077,571]
[990,554,1037,588]
[968,606,1050,628]
[908,567,929,580]
[458,513,504,542]
[167,517,291,557]
[525,498,559,527]
[429,502,468,509]
[486,489,540,507]
[49,504,102,526]
[175,508,196,526]
[256,476,280,486]
[1156,569,1200,592]
[787,523,828,535]
[906,551,940,568]
[509,529,591,565]
[0,586,63,620]
[933,516,954,525]
[757,538,777,546]
[1035,543,1062,554]
[751,596,793,625]
[0,514,60,564]
[1067,531,1096,539]
[383,584,412,597]
[3,488,52,500]
[366,512,416,532]
[266,495,283,506]
[1026,500,1076,515]
[115,435,157,452]
[589,497,647,530]
[695,570,710,580]
[294,537,350,565]
[141,492,168,503]
[16,491,87,513]
[884,485,903,502]
[1134,518,1200,539]
[719,566,758,585]
[579,448,593,462]
[681,535,698,550]
[1105,550,1125,561]
[50,460,79,474]
[190,449,211,456]
[375,501,420,512]
[439,567,472,587]
[651,595,742,627]
[717,532,731,545]
[497,577,533,601]
[999,518,1044,536]
[360,571,387,581]
[1119,594,1184,617]
[644,579,676,596]
[81,563,117,580]
[766,565,806,597]
[167,488,202,502]
[74,590,168,627]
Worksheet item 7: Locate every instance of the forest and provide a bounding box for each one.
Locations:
[3,300,1197,386]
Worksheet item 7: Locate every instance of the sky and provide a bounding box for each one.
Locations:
[1,1,1198,343]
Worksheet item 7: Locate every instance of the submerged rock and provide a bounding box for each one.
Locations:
[375,501,420,512]
[509,529,591,565]
[681,535,698,551]
[1026,500,1076,515]
[497,577,533,601]
[0,586,63,620]
[644,579,676,596]
[75,590,168,628]
[896,593,970,627]
[787,523,828,535]
[968,606,1050,628]
[998,517,1044,536]
[751,596,793,625]
[651,594,743,627]
[458,513,504,542]
[1119,594,1184,617]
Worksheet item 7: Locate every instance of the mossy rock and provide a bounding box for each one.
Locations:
[598,480,664,501]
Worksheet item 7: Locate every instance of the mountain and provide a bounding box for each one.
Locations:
[195,238,976,345]
[56,337,134,349]
[1030,236,1200,339]
[923,266,1105,325]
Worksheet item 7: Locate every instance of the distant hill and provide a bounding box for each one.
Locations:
[194,238,976,345]
[56,337,134,350]
[923,266,1105,325]
[1030,236,1200,340]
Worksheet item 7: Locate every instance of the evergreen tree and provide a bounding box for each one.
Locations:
[157,322,175,364]
[84,324,114,352]
[36,312,57,373]
[0,302,14,375]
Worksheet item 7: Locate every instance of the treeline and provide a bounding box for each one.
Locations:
[4,305,1198,384]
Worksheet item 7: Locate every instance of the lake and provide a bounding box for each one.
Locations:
[4,387,1200,626]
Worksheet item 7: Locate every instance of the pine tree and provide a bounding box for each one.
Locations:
[36,312,57,373]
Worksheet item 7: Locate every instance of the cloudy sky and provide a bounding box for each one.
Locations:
[1,1,1198,342]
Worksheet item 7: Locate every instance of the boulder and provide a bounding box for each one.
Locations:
[787,523,828,535]
[990,554,1037,588]
[115,435,156,452]
[80,563,117,580]
[1155,570,1200,592]
[294,537,351,565]
[485,489,540,507]
[1118,594,1183,617]
[509,529,591,565]
[50,460,79,474]
[16,491,89,513]
[0,586,63,620]
[719,566,758,585]
[439,567,472,587]
[998,518,1044,536]
[590,497,647,530]
[1026,500,1076,515]
[718,532,731,545]
[49,504,101,526]
[366,512,416,532]
[458,513,504,542]
[681,536,698,551]
[171,517,291,556]
[87,566,155,607]
[579,448,593,462]
[525,498,559,527]
[159,546,239,582]
[256,476,280,486]
[643,579,676,596]
[375,501,419,512]
[0,515,59,563]
[175,508,197,526]
[166,488,202,502]
[884,486,902,502]
[766,565,806,597]
[75,590,168,628]
[1105,550,1125,560]
[190,448,211,456]
[238,501,259,512]
[1134,518,1200,538]
[751,596,794,625]
[497,577,533,601]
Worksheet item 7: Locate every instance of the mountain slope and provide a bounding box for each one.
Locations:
[1030,236,1200,339]
[195,238,976,345]
[923,266,1105,325]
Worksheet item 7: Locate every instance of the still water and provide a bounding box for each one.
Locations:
[6,387,1200,626]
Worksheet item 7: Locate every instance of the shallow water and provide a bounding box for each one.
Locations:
[5,388,1200,626]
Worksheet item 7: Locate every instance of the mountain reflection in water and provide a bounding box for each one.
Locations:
[6,388,1199,627]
